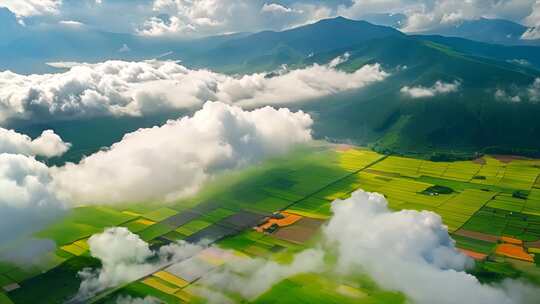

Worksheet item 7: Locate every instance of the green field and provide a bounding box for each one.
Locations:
[2,145,540,303]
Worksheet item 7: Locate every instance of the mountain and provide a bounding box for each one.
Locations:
[418,18,540,46]
[182,17,540,157]
[3,16,540,158]
[359,13,407,28]
[184,16,405,73]
[416,35,540,70]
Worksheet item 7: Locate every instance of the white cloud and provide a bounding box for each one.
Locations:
[338,0,538,32]
[76,227,203,301]
[0,154,66,247]
[495,89,522,103]
[0,0,61,18]
[0,59,388,123]
[52,101,313,204]
[216,62,388,108]
[0,128,70,158]
[322,189,540,304]
[200,248,325,300]
[138,0,334,37]
[401,80,460,98]
[521,27,540,39]
[261,3,299,15]
[494,78,540,103]
[116,296,161,304]
[529,78,540,101]
[59,20,84,27]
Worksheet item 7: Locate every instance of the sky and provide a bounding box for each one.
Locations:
[0,0,539,36]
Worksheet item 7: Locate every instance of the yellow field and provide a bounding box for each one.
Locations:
[153,271,189,288]
[142,277,179,295]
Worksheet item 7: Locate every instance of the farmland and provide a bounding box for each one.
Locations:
[2,145,540,303]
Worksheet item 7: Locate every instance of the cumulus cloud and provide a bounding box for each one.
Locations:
[495,89,522,103]
[0,59,387,123]
[0,154,66,249]
[322,189,540,304]
[59,20,84,27]
[522,1,540,39]
[0,128,70,158]
[52,101,312,204]
[0,0,61,18]
[400,80,460,98]
[75,227,203,301]
[261,3,299,15]
[494,78,540,103]
[201,248,325,300]
[138,0,334,37]
[529,78,540,101]
[338,0,539,32]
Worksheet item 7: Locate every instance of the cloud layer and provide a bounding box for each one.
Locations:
[0,59,387,123]
[0,0,61,18]
[0,153,66,247]
[52,101,313,204]
[323,189,539,304]
[401,80,460,98]
[3,0,540,38]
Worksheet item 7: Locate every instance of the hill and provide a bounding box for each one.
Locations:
[179,17,540,158]
[417,18,538,46]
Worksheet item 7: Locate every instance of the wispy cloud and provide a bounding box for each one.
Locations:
[401,80,460,98]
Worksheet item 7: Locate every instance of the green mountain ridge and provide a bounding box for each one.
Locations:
[181,17,540,158]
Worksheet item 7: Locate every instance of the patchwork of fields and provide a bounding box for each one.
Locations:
[1,145,540,303]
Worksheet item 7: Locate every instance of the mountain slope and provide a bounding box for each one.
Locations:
[185,17,540,156]
[420,18,532,45]
[186,17,404,73]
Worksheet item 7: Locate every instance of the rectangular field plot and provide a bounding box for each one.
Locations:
[524,190,540,215]
[442,161,481,182]
[418,161,449,178]
[287,197,331,218]
[122,218,156,233]
[370,156,423,178]
[451,234,496,254]
[176,220,213,236]
[471,157,506,186]
[353,172,391,193]
[497,162,540,190]
[376,178,454,210]
[36,206,137,245]
[138,223,173,242]
[336,148,384,172]
[486,194,526,213]
[142,208,179,222]
[436,189,496,232]
[463,207,540,242]
[141,277,179,295]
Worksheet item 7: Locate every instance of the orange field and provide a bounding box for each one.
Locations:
[256,212,302,232]
[500,236,523,246]
[458,249,487,261]
[495,244,534,262]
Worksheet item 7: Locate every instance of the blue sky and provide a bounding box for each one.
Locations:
[0,0,539,36]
